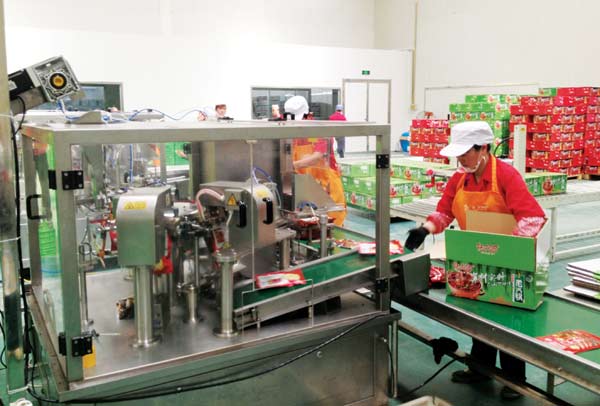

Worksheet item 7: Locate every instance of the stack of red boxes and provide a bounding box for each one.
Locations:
[409,119,450,164]
[584,88,600,176]
[509,90,590,176]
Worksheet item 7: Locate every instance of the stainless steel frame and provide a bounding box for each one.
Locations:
[398,293,600,395]
[17,120,393,404]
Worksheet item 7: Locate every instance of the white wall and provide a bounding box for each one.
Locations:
[5,0,412,146]
[374,0,415,50]
[413,0,600,113]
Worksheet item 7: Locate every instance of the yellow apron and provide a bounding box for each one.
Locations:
[293,139,346,226]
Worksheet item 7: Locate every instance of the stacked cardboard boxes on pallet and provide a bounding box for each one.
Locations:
[340,159,452,211]
[409,119,450,164]
[449,94,521,157]
[509,91,590,177]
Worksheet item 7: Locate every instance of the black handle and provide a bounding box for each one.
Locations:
[263,198,273,225]
[26,194,45,220]
[237,201,247,228]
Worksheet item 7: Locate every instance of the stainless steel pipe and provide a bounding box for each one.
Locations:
[183,283,199,323]
[213,248,238,338]
[133,266,157,347]
[319,214,329,259]
[279,238,291,270]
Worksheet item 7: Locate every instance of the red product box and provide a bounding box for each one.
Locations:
[521,96,554,106]
[572,132,585,141]
[572,149,584,158]
[575,114,587,123]
[433,134,449,143]
[411,119,425,128]
[510,114,529,124]
[553,95,587,106]
[510,105,525,114]
[526,140,562,151]
[429,120,449,128]
[592,88,600,96]
[530,132,570,142]
[422,128,434,135]
[568,166,582,176]
[586,156,600,166]
[587,114,600,123]
[572,156,584,166]
[585,139,597,149]
[587,105,600,114]
[587,122,598,131]
[410,127,421,134]
[529,150,572,160]
[435,127,450,135]
[588,96,600,105]
[557,87,592,97]
[584,165,600,175]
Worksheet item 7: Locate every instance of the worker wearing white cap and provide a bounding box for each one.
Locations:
[285,96,346,226]
[404,121,546,400]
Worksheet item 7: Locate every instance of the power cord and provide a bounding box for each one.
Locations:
[395,358,457,401]
[69,314,383,404]
[0,309,6,370]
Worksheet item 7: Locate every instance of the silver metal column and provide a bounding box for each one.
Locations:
[0,0,26,399]
[133,266,157,347]
[213,248,238,338]
[183,283,199,323]
[319,214,329,259]
[279,238,291,270]
[390,319,399,398]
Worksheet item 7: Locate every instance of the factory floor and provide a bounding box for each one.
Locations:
[2,200,600,405]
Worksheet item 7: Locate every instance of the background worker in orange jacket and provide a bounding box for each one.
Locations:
[284,96,347,226]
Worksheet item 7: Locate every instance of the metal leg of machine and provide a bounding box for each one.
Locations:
[214,248,238,338]
[319,213,329,259]
[133,266,158,347]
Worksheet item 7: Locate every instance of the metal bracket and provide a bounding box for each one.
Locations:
[376,154,390,169]
[375,278,388,293]
[58,331,93,357]
[61,170,84,190]
[48,170,84,190]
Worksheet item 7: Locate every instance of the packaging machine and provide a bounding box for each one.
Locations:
[9,119,431,405]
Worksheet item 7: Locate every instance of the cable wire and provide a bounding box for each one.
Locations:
[395,358,457,401]
[70,314,383,404]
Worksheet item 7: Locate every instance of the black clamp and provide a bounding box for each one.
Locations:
[374,278,388,294]
[58,331,94,357]
[376,154,390,169]
[48,170,84,191]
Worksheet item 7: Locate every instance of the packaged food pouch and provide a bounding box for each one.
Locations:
[256,269,307,289]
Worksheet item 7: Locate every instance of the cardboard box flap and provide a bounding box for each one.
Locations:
[445,229,536,272]
[466,211,516,235]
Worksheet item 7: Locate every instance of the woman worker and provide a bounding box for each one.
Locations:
[404,121,546,401]
[284,96,346,226]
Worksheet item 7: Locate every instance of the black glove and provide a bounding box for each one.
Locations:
[430,337,459,364]
[404,226,430,250]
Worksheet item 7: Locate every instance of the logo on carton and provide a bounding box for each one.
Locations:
[512,274,525,303]
[476,243,499,255]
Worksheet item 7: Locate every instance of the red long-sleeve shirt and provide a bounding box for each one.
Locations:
[427,158,545,236]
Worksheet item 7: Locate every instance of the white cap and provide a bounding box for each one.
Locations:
[284,96,309,120]
[440,121,495,157]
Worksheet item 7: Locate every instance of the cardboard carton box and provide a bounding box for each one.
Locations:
[445,211,550,310]
[340,162,374,178]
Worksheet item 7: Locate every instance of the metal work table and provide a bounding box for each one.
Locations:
[397,288,600,397]
[390,180,600,261]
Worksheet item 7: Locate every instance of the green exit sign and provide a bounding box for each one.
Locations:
[361,70,370,75]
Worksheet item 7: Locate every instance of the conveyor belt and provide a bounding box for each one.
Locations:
[398,288,600,395]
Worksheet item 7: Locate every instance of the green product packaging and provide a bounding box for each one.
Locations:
[444,216,551,310]
[401,196,414,204]
[449,103,461,113]
[341,175,355,192]
[340,162,374,177]
[390,179,413,197]
[465,94,522,104]
[356,177,377,195]
[523,174,541,196]
[533,172,567,195]
[539,88,558,96]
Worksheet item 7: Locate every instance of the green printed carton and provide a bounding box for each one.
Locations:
[527,172,567,196]
[523,174,541,196]
[340,162,374,178]
[465,94,522,104]
[445,212,550,310]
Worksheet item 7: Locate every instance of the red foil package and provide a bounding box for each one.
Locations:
[358,240,404,255]
[256,269,307,289]
[537,329,600,354]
